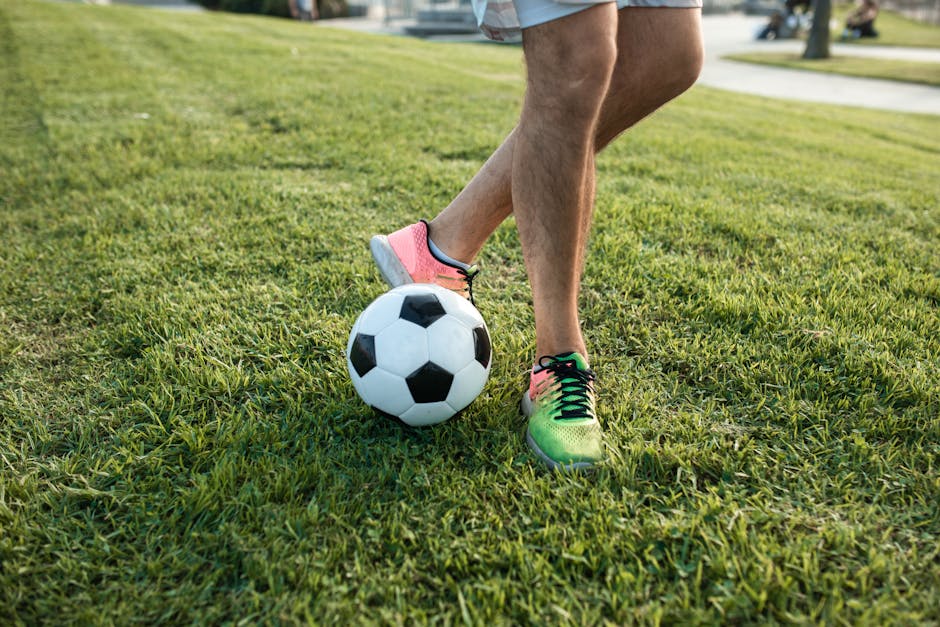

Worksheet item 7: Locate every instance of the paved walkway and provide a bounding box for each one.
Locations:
[700,14,940,115]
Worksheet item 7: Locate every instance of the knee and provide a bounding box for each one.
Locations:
[528,34,618,120]
[645,38,701,99]
[669,37,704,95]
[611,35,703,106]
[593,38,702,150]
[565,35,619,97]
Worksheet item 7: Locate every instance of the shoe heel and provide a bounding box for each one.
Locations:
[370,235,414,288]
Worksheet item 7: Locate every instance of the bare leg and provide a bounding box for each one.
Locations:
[513,4,618,360]
[428,129,517,262]
[595,8,704,150]
[428,7,703,264]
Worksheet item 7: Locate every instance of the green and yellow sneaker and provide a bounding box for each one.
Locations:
[521,352,605,471]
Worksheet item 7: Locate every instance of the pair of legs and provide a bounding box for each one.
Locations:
[427,4,704,362]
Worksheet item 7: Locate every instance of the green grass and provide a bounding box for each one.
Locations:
[833,4,940,48]
[725,52,940,86]
[2,0,939,624]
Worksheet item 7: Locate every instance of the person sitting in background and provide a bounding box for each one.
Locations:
[843,0,879,38]
[756,10,787,40]
[756,0,812,40]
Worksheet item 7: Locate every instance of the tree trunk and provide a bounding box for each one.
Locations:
[803,0,832,59]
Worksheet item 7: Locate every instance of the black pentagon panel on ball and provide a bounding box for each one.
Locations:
[349,333,377,377]
[473,326,491,368]
[400,293,446,328]
[406,362,454,403]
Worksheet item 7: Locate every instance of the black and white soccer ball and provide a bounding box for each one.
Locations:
[346,284,492,426]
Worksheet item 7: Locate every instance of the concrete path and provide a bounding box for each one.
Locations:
[700,14,940,115]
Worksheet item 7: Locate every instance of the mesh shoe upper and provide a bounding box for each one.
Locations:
[377,220,478,302]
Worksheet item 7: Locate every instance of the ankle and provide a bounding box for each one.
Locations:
[427,235,471,271]
[426,220,475,266]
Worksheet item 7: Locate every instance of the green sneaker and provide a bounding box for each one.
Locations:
[521,352,604,471]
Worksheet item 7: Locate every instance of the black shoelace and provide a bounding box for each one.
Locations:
[459,265,480,306]
[539,356,596,420]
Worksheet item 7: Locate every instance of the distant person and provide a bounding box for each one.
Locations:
[299,0,318,21]
[756,0,812,40]
[289,0,318,21]
[756,10,787,40]
[843,0,879,38]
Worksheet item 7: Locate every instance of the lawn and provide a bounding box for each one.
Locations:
[2,0,939,624]
[725,52,940,87]
[833,4,940,48]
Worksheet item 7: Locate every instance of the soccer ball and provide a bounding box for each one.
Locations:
[346,284,492,426]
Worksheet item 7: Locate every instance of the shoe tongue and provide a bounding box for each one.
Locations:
[556,352,589,370]
[537,351,589,372]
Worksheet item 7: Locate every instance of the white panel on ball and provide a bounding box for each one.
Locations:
[427,317,475,374]
[374,319,430,378]
[442,293,485,328]
[347,366,375,406]
[445,361,489,412]
[361,368,414,417]
[356,292,406,335]
[399,401,456,427]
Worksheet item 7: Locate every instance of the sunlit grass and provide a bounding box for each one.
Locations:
[2,1,939,623]
[725,51,940,86]
[832,4,940,48]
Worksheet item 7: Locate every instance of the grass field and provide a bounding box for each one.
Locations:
[725,52,940,87]
[2,0,939,624]
[832,4,940,48]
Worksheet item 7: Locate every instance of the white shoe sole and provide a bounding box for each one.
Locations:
[370,235,414,288]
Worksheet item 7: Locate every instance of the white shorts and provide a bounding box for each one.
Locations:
[472,0,702,41]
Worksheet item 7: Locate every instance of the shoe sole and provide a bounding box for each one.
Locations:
[370,235,414,288]
[521,392,598,472]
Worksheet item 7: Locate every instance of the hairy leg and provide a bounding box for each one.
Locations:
[576,7,703,283]
[513,4,618,359]
[428,7,703,263]
[595,7,704,150]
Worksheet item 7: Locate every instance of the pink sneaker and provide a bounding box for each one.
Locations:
[370,220,479,302]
